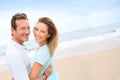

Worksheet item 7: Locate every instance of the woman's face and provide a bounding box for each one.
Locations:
[33,22,50,45]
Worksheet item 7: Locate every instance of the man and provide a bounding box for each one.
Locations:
[5,13,51,80]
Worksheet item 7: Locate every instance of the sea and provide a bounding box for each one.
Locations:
[0,23,120,57]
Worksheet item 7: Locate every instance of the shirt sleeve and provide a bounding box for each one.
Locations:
[6,53,29,80]
[33,46,50,66]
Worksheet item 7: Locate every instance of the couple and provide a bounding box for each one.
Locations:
[5,13,59,80]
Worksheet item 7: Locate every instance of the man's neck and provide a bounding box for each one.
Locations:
[12,38,24,45]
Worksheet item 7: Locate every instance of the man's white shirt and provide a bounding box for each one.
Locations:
[5,40,31,80]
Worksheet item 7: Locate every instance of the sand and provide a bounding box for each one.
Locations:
[0,70,12,80]
[0,46,120,80]
[54,46,120,80]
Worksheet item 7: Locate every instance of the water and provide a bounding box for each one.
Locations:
[59,23,120,42]
[0,23,120,56]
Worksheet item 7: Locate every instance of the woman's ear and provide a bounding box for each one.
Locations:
[47,34,50,38]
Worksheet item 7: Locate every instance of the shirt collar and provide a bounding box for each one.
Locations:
[10,39,26,51]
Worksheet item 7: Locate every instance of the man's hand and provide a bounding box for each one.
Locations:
[36,65,53,80]
[37,75,47,80]
[44,65,53,78]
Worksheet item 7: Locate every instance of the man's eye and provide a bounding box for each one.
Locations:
[21,27,25,30]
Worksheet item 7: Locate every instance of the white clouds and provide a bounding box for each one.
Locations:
[0,14,11,45]
[86,8,120,26]
[0,0,120,46]
[27,6,120,34]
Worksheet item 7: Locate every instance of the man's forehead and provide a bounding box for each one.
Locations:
[16,19,29,25]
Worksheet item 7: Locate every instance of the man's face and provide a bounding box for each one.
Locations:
[12,19,30,45]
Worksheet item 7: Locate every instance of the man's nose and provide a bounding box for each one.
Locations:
[25,29,30,34]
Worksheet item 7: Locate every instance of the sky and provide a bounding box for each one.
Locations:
[0,0,120,46]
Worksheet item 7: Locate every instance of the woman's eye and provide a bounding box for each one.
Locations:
[41,30,45,33]
[34,27,38,31]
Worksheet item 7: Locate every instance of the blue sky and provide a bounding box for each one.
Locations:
[0,0,120,45]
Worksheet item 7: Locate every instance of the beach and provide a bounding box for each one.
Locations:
[1,46,120,80]
[54,32,120,80]
[0,70,11,80]
[0,32,120,80]
[55,46,120,80]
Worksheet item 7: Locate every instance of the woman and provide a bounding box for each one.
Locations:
[29,17,59,80]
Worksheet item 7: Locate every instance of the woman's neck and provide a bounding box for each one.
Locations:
[39,41,47,47]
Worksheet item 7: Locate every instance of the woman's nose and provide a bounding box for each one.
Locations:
[35,31,41,36]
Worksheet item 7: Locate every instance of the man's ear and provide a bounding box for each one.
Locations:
[11,27,14,32]
[11,27,15,35]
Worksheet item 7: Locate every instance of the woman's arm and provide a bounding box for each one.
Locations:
[29,62,42,80]
[29,63,52,80]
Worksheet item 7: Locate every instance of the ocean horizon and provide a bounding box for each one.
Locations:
[0,23,120,56]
